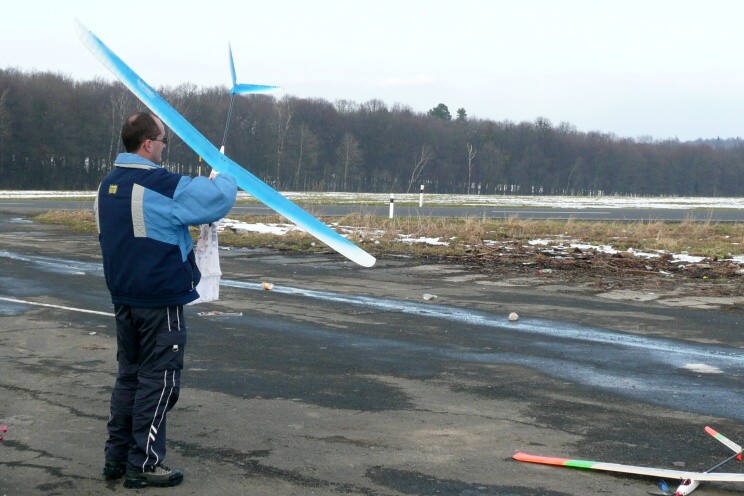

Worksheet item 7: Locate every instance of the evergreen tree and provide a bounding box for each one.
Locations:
[428,103,452,121]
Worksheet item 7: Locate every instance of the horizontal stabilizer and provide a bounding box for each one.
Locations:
[231,83,281,95]
[705,426,744,454]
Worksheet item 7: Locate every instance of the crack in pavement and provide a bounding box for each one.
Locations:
[170,439,387,495]
[0,382,108,421]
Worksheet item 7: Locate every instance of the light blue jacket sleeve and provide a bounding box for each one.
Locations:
[172,173,238,226]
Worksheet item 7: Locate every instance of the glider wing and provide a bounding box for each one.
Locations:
[513,452,744,482]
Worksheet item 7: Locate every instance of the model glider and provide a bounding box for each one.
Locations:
[75,20,376,268]
[220,44,280,153]
[514,426,744,495]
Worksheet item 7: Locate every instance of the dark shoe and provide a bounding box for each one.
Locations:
[103,460,127,480]
[124,464,184,488]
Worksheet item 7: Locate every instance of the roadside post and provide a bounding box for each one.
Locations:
[389,193,395,219]
[419,184,424,207]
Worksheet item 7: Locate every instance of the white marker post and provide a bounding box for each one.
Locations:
[389,193,395,219]
[419,184,424,207]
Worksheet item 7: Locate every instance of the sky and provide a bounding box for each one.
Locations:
[3,0,744,141]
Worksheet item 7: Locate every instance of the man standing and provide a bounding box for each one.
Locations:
[96,112,236,488]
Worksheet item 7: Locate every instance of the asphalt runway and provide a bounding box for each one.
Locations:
[2,212,744,495]
[2,198,744,222]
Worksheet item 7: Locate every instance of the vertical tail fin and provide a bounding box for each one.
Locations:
[228,43,237,89]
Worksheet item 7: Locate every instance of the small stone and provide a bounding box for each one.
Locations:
[263,282,275,291]
[423,294,437,301]
[508,312,519,321]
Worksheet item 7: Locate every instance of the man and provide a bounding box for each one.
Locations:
[95,112,237,488]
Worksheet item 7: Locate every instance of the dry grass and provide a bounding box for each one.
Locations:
[31,210,98,233]
[29,209,744,259]
[336,213,488,246]
[333,213,744,258]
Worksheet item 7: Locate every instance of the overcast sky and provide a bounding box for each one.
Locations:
[3,0,744,141]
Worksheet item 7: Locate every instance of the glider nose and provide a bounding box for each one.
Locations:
[674,479,700,495]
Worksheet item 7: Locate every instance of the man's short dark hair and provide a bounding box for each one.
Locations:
[121,112,161,152]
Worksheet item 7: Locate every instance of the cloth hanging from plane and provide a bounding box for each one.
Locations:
[189,222,221,304]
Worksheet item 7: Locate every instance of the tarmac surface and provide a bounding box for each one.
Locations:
[2,211,744,495]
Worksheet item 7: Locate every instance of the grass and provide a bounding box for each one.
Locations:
[31,210,98,234]
[332,213,744,258]
[29,210,744,259]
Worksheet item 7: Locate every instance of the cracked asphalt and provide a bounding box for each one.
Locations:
[2,210,744,496]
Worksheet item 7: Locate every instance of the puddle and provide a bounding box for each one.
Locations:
[8,218,33,224]
[0,300,30,316]
[0,250,102,275]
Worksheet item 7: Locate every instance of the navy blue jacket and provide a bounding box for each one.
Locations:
[95,153,237,308]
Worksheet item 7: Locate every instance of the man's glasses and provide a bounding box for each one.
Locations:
[150,137,168,145]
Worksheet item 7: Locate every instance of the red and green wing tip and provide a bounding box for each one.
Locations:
[513,452,596,469]
[705,426,743,454]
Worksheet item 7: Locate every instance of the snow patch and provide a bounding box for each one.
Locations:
[680,363,723,374]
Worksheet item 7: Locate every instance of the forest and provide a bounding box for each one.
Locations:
[1,67,744,196]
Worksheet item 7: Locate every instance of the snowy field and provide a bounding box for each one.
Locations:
[3,190,743,263]
[280,192,744,210]
[3,190,744,210]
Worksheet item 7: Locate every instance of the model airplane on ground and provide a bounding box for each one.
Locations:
[514,426,744,495]
[75,20,375,268]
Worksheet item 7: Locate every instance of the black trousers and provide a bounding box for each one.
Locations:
[105,305,186,472]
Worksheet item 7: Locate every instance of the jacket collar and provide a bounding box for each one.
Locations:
[113,152,163,170]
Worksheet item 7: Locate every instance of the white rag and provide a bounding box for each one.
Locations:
[188,222,221,304]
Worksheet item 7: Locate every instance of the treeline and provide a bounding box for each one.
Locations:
[2,67,744,195]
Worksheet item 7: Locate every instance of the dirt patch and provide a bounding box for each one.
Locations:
[423,242,744,308]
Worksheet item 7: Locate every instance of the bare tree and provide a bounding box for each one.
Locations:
[0,88,10,161]
[293,124,318,190]
[275,98,293,188]
[334,99,358,114]
[362,99,387,113]
[406,144,434,193]
[336,132,363,191]
[566,157,584,194]
[466,142,476,194]
[163,83,198,164]
[107,87,134,165]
